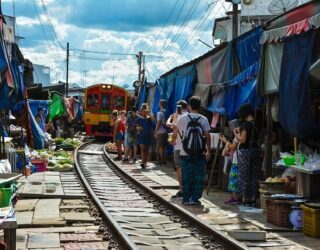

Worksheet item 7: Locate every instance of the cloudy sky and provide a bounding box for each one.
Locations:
[2,0,232,88]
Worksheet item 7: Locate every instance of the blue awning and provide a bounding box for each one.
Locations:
[235,26,263,70]
[225,62,260,119]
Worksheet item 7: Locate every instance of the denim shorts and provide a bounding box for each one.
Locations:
[116,132,124,141]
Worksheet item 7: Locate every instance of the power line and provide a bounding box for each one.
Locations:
[39,0,64,49]
[31,0,63,61]
[146,0,180,53]
[161,0,201,55]
[158,0,187,53]
[163,0,220,71]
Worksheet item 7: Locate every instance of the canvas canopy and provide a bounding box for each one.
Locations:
[49,94,65,121]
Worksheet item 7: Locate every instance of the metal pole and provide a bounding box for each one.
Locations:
[232,3,238,39]
[66,42,69,97]
[198,39,213,49]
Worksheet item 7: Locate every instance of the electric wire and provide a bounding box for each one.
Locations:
[158,0,187,53]
[146,0,179,53]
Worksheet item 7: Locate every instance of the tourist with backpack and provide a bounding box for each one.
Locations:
[172,96,211,206]
[155,99,168,165]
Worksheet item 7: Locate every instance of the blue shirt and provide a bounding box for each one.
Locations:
[136,116,154,138]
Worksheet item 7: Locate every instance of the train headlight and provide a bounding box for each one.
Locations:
[106,84,112,89]
[102,85,106,89]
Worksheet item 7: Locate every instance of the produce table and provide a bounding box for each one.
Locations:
[1,214,17,250]
[277,164,320,199]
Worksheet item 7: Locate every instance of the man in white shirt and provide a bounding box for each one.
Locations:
[172,96,211,206]
[167,100,188,198]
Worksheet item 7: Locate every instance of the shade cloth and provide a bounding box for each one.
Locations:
[225,62,260,119]
[279,29,320,138]
[257,42,284,96]
[235,26,263,70]
[49,94,66,121]
[196,43,239,85]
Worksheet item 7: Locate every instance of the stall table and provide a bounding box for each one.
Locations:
[1,215,17,250]
[286,165,320,199]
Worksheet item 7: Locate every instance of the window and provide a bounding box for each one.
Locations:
[113,95,125,109]
[87,94,98,108]
[101,94,110,109]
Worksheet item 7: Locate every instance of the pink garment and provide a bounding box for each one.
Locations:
[285,18,311,37]
[211,113,220,128]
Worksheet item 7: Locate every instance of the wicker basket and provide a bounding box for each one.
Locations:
[259,181,285,192]
[259,189,283,211]
[266,198,291,227]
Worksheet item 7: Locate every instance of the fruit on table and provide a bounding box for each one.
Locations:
[265,177,285,183]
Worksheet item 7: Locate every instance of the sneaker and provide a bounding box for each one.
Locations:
[181,200,191,206]
[140,163,146,169]
[171,191,183,199]
[230,199,242,205]
[132,158,137,163]
[122,157,129,162]
[190,200,202,206]
[224,197,236,204]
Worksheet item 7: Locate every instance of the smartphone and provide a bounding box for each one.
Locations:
[177,105,182,114]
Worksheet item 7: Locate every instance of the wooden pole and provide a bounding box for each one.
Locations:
[294,137,298,154]
[207,115,225,195]
[263,95,273,178]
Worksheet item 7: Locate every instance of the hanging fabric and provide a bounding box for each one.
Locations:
[279,29,320,138]
[235,26,263,70]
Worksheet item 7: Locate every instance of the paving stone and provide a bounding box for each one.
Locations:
[28,233,60,249]
[63,242,110,249]
[60,233,102,242]
[16,211,34,226]
[15,199,39,211]
[60,212,96,222]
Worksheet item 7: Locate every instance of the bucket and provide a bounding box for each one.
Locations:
[0,185,13,207]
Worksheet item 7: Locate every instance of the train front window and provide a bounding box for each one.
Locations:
[87,94,99,108]
[113,96,125,109]
[101,94,110,109]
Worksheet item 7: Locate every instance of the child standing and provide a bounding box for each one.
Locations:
[221,135,241,204]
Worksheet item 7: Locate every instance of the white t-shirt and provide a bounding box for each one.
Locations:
[156,109,167,134]
[173,111,188,150]
[175,113,210,156]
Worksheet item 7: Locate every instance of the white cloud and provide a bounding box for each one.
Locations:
[16,16,39,27]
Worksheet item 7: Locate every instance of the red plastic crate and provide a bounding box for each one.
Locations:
[266,198,291,227]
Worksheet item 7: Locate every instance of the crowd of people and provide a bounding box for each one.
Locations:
[112,96,261,207]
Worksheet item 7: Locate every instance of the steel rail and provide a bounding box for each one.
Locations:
[74,141,138,250]
[102,144,248,250]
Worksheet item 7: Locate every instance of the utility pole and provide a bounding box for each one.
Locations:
[66,42,69,97]
[232,3,239,39]
[135,51,144,106]
[225,0,239,39]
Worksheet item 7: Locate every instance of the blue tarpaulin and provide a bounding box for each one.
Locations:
[11,58,25,102]
[0,82,9,111]
[166,65,196,115]
[137,83,147,111]
[152,83,161,116]
[279,29,320,138]
[235,26,263,70]
[28,100,50,120]
[224,62,260,119]
[208,91,226,114]
[27,101,45,149]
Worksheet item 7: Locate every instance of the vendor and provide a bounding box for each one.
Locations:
[35,107,46,132]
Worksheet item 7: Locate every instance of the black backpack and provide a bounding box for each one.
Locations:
[182,114,206,156]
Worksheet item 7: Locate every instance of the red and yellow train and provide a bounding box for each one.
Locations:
[84,84,131,137]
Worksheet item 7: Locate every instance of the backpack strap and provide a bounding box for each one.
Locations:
[187,114,201,122]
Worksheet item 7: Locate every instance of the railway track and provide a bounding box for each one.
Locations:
[74,141,247,250]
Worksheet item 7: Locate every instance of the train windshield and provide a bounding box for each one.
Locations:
[113,96,125,109]
[101,94,110,109]
[87,94,99,108]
